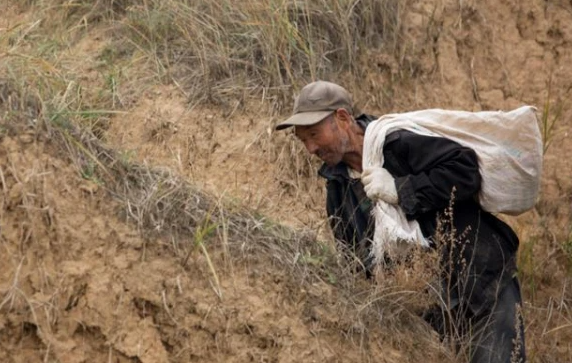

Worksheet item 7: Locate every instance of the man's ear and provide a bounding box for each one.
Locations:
[334,108,353,129]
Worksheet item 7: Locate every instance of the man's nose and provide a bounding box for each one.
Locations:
[303,140,318,155]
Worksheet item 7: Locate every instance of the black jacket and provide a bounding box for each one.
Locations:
[319,115,519,314]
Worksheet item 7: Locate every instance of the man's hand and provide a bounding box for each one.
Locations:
[362,167,398,204]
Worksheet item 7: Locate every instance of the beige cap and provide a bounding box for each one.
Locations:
[275,81,353,131]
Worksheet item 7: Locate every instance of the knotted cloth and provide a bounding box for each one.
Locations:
[362,106,542,263]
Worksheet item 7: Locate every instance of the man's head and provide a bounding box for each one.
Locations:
[276,81,360,166]
[275,81,353,131]
[293,109,357,166]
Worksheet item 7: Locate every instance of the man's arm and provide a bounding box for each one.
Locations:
[325,178,375,275]
[386,130,481,218]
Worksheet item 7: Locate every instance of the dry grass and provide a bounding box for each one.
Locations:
[13,0,407,109]
[118,0,406,105]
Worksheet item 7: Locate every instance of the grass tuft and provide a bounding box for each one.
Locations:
[117,0,407,105]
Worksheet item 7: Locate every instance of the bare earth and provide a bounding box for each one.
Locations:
[1,0,572,362]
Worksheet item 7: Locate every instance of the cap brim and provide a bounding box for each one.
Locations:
[275,110,333,131]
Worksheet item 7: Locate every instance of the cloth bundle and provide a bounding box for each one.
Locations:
[362,106,542,263]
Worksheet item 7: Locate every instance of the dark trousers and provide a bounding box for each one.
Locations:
[425,277,526,363]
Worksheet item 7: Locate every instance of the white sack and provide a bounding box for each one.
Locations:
[362,106,542,263]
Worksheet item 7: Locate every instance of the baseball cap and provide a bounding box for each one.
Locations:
[275,81,353,131]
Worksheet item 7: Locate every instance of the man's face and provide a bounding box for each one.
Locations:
[294,114,349,166]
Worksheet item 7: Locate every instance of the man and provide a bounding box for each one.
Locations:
[275,80,526,363]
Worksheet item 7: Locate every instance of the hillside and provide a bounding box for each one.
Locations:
[1,1,572,362]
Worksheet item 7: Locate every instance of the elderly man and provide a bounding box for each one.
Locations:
[275,81,526,363]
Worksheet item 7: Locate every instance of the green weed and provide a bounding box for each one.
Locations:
[518,237,538,301]
[541,71,565,154]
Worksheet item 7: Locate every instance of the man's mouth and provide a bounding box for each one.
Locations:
[316,152,337,166]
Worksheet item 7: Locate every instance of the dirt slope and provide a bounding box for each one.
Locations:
[2,0,572,362]
[0,132,449,362]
